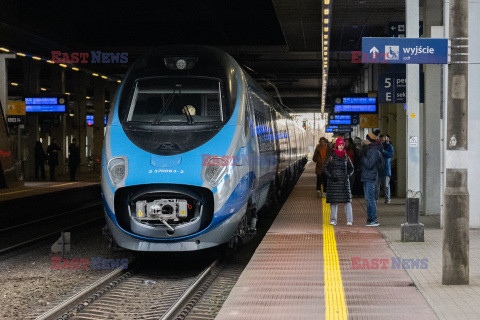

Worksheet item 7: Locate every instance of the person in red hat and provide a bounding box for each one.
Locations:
[322,138,354,226]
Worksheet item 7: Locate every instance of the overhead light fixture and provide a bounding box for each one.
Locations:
[59,64,68,68]
[101,75,107,79]
[47,60,55,64]
[32,56,41,60]
[324,19,329,24]
[105,100,109,103]
[65,92,71,95]
[72,67,79,71]
[324,9,329,15]
[325,0,330,4]
[92,73,99,77]
[17,52,26,57]
[324,52,328,56]
[0,47,10,52]
[324,41,328,45]
[41,88,47,91]
[86,96,91,99]
[324,35,328,39]
[117,80,121,84]
[324,27,329,32]
[10,82,18,86]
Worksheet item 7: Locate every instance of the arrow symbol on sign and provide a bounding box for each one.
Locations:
[370,47,379,59]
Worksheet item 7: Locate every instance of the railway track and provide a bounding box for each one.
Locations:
[0,202,104,256]
[34,258,222,320]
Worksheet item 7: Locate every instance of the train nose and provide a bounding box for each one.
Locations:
[114,184,214,239]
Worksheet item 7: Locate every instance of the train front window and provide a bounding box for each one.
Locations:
[126,77,224,125]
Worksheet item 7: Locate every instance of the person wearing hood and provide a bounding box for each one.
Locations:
[361,132,384,226]
[313,137,331,197]
[323,138,354,226]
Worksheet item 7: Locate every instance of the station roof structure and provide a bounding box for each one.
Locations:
[0,0,404,112]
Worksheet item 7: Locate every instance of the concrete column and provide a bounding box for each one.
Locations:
[0,54,16,118]
[50,67,66,178]
[396,104,407,198]
[74,72,87,171]
[423,1,443,216]
[93,78,106,166]
[23,60,41,180]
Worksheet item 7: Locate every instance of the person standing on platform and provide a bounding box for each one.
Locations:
[323,138,354,226]
[377,134,394,203]
[34,141,47,181]
[46,138,61,181]
[68,138,81,182]
[361,132,384,226]
[313,137,331,197]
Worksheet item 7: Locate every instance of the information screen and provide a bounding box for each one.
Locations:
[334,104,377,113]
[343,97,376,104]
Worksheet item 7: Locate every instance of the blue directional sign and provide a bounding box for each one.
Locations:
[25,96,67,113]
[378,74,406,103]
[334,104,376,113]
[343,97,376,105]
[334,115,351,120]
[362,37,448,64]
[330,119,352,125]
[326,128,333,133]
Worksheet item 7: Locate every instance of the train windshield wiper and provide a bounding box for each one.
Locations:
[152,84,181,124]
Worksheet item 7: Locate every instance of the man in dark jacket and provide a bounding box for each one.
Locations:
[34,141,47,181]
[46,138,61,181]
[377,134,394,203]
[68,138,81,181]
[312,137,331,197]
[361,132,384,226]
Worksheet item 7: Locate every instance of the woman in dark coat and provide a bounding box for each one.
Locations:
[323,138,354,226]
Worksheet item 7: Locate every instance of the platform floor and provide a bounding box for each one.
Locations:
[216,162,444,319]
[0,180,99,202]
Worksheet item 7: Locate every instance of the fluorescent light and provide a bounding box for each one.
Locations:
[324,19,329,24]
[86,96,91,99]
[47,60,55,64]
[92,73,99,77]
[105,100,109,103]
[17,52,26,57]
[324,52,328,56]
[101,75,107,79]
[324,35,328,39]
[324,9,329,15]
[117,80,121,83]
[10,82,18,86]
[325,0,330,4]
[59,64,68,68]
[324,27,329,32]
[32,56,42,60]
[41,88,47,91]
[72,67,79,71]
[324,41,328,45]
[0,48,10,52]
[65,92,71,95]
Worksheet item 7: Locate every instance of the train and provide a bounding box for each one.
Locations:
[102,45,307,251]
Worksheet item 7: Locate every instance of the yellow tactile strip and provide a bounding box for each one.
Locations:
[323,197,348,319]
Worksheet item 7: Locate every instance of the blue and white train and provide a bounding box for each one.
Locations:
[102,45,307,251]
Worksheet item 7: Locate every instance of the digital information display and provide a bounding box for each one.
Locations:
[330,119,352,125]
[86,115,107,126]
[343,97,376,105]
[326,128,333,133]
[25,97,66,113]
[334,104,377,113]
[334,115,351,120]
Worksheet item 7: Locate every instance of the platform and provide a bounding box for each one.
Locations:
[215,162,480,320]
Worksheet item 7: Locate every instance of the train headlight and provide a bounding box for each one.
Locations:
[108,157,128,186]
[202,156,229,187]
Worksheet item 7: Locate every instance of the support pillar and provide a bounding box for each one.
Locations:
[93,78,106,168]
[442,0,469,285]
[74,72,87,172]
[401,0,424,241]
[23,59,40,180]
[0,53,16,118]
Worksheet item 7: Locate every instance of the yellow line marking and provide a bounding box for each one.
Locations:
[49,182,76,188]
[323,197,348,319]
[0,189,29,196]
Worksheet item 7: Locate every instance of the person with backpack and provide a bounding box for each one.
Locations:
[313,137,331,197]
[361,132,385,226]
[377,134,394,203]
[323,138,354,226]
